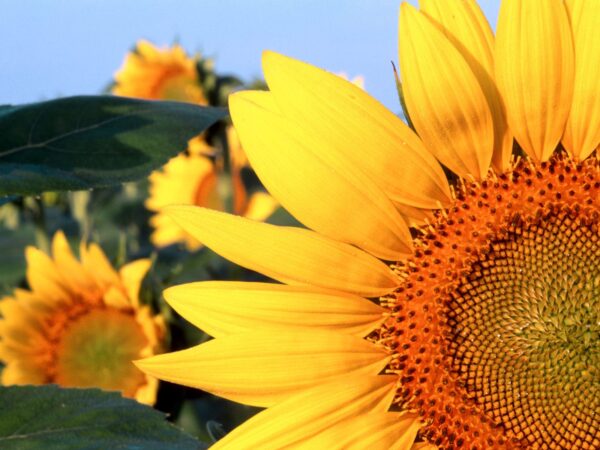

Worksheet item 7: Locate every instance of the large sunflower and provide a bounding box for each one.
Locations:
[137,0,599,448]
[0,232,165,405]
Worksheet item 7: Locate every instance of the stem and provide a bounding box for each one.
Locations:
[30,197,50,253]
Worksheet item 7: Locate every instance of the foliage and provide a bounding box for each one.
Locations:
[0,385,207,449]
[0,96,226,196]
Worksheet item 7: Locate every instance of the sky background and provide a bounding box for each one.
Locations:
[1,0,500,111]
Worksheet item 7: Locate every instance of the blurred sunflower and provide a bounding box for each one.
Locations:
[0,232,165,405]
[114,40,277,249]
[113,39,206,104]
[137,0,599,448]
[145,142,278,251]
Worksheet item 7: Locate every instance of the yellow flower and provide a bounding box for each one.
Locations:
[0,232,165,405]
[113,39,207,104]
[114,41,277,249]
[145,144,278,250]
[137,0,599,448]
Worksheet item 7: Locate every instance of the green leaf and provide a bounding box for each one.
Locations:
[0,385,207,449]
[0,96,227,196]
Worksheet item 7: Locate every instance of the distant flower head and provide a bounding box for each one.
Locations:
[113,40,207,104]
[145,139,278,250]
[0,232,165,405]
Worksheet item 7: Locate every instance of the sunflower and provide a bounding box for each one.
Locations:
[0,232,165,405]
[145,143,278,250]
[115,40,277,249]
[136,0,599,448]
[113,39,206,104]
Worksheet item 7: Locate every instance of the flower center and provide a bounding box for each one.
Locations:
[160,73,206,104]
[375,156,599,449]
[448,209,599,448]
[55,309,148,397]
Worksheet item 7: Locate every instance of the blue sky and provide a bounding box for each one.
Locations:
[1,0,499,110]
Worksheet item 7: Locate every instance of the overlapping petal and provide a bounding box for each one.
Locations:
[25,247,69,303]
[119,259,152,308]
[135,330,390,407]
[261,51,451,211]
[164,281,385,337]
[420,0,513,172]
[399,3,494,179]
[495,0,574,162]
[210,375,397,449]
[301,411,422,450]
[563,0,600,160]
[230,90,412,260]
[166,206,399,297]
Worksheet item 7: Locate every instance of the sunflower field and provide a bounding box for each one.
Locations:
[0,1,598,449]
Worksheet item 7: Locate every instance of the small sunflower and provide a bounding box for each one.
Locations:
[137,0,598,448]
[115,40,277,249]
[0,232,165,405]
[113,39,206,104]
[145,146,278,250]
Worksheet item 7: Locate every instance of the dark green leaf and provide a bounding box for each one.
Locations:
[0,385,207,450]
[0,96,227,196]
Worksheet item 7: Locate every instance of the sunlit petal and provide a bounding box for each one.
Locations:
[399,3,494,179]
[166,206,399,297]
[495,0,574,161]
[164,281,385,337]
[136,330,390,407]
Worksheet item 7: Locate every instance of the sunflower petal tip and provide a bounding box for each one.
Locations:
[162,284,183,307]
[262,50,285,66]
[132,355,158,374]
[399,1,417,17]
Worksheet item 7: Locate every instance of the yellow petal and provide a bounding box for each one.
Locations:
[79,243,120,289]
[211,375,397,449]
[25,247,69,302]
[420,0,513,172]
[135,330,390,407]
[230,90,412,260]
[119,259,152,307]
[1,360,46,385]
[166,206,399,297]
[563,0,600,160]
[302,412,422,450]
[164,281,385,337]
[399,3,494,180]
[261,51,451,210]
[495,0,574,162]
[102,285,130,309]
[242,191,278,222]
[51,231,99,294]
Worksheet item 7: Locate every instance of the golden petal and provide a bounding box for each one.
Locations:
[230,90,412,260]
[25,247,69,302]
[301,411,422,450]
[495,0,574,162]
[166,206,399,297]
[164,281,385,337]
[562,0,600,160]
[50,231,95,294]
[261,51,451,210]
[242,192,278,222]
[119,259,152,307]
[399,3,494,180]
[79,243,120,289]
[210,375,397,449]
[420,0,513,172]
[135,330,390,407]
